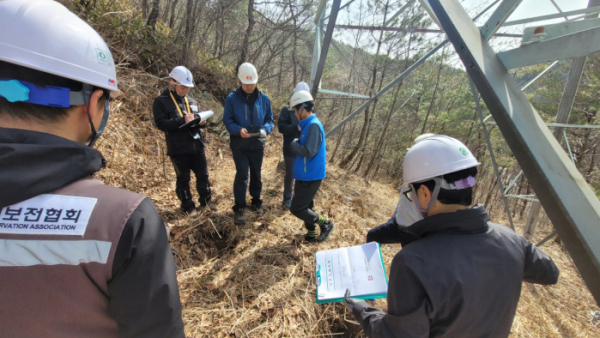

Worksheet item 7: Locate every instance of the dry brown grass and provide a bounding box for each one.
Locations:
[96,68,600,337]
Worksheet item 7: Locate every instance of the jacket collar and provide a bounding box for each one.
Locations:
[163,88,184,101]
[405,205,490,242]
[235,86,260,100]
[298,113,316,128]
[0,127,105,208]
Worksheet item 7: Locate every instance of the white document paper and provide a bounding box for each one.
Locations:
[198,110,214,123]
[315,242,388,303]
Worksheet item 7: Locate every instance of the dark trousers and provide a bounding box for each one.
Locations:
[283,156,295,201]
[232,148,264,211]
[170,150,211,211]
[290,180,322,231]
[366,217,418,247]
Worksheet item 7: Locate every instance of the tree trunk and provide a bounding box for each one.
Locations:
[168,0,179,29]
[519,183,531,219]
[420,50,445,134]
[213,9,220,57]
[146,0,161,31]
[218,8,226,60]
[364,83,403,177]
[289,0,298,85]
[339,0,390,168]
[588,142,598,177]
[512,173,525,212]
[183,0,195,64]
[237,0,255,69]
[142,0,148,18]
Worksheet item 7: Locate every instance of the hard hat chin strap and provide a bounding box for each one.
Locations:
[411,177,443,218]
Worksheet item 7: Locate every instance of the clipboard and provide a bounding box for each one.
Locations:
[179,110,214,129]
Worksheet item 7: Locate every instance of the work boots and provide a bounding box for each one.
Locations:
[317,220,334,242]
[234,209,247,224]
[296,220,334,243]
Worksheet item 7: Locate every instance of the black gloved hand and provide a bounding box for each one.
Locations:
[345,288,367,312]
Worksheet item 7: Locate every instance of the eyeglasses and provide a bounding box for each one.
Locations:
[402,189,413,202]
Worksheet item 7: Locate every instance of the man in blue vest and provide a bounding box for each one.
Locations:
[223,62,274,224]
[288,90,334,242]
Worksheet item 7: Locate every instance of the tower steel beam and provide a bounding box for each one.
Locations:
[523,0,600,246]
[470,78,516,231]
[311,0,342,99]
[502,6,600,26]
[383,0,416,27]
[334,24,522,37]
[480,0,522,40]
[323,0,355,20]
[322,0,497,138]
[310,10,325,90]
[325,40,448,137]
[418,0,442,28]
[497,26,600,69]
[429,0,600,305]
[330,40,375,96]
[521,18,600,45]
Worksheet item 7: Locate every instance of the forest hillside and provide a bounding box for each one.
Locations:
[64,0,600,336]
[93,69,599,337]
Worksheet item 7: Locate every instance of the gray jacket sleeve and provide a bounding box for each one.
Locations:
[290,123,322,157]
[523,241,559,284]
[352,253,430,338]
[108,198,184,338]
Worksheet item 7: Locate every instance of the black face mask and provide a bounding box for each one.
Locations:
[88,99,110,147]
[81,84,110,148]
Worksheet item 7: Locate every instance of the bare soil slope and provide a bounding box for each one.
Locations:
[96,70,599,337]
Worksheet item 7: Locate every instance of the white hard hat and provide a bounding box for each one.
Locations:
[169,66,194,88]
[294,82,310,92]
[403,135,480,185]
[289,90,313,109]
[0,0,119,94]
[238,62,258,84]
[413,133,435,145]
[407,133,436,150]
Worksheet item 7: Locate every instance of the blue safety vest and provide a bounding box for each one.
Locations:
[293,114,326,181]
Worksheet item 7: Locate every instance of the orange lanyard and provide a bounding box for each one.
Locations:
[169,91,191,117]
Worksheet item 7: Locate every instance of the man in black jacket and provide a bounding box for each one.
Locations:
[153,66,215,215]
[277,82,308,208]
[0,1,183,336]
[346,135,559,338]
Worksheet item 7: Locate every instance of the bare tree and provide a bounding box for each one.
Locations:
[237,0,256,68]
[146,0,160,30]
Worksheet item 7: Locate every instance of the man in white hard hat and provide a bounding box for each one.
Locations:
[0,1,184,336]
[153,65,216,215]
[277,82,309,208]
[288,90,334,242]
[223,62,274,224]
[345,135,558,337]
[366,133,435,245]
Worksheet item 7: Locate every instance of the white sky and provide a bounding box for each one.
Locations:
[480,0,590,21]
[330,0,593,56]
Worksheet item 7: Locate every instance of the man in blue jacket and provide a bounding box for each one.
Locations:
[223,62,274,224]
[288,91,334,242]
